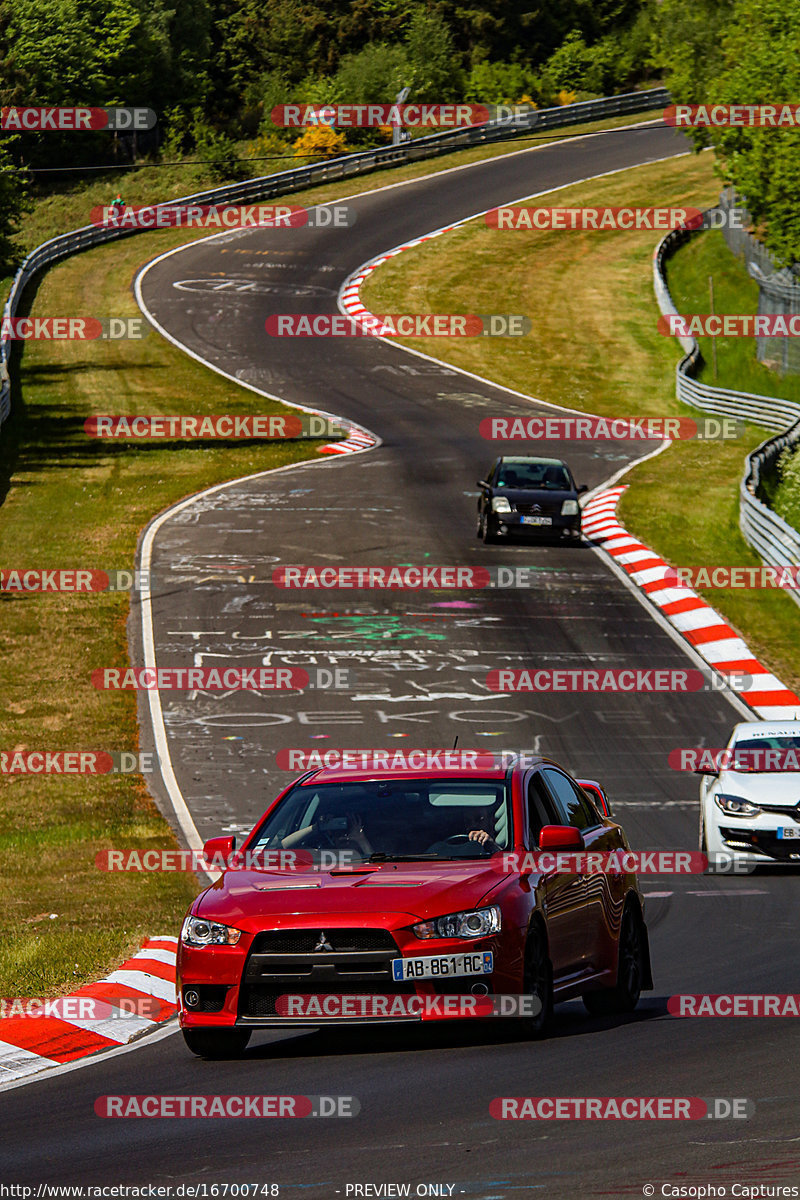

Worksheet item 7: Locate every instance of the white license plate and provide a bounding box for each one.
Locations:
[391,952,493,981]
[777,827,800,839]
[521,515,552,526]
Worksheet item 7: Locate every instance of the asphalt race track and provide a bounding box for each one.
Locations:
[4,121,799,1198]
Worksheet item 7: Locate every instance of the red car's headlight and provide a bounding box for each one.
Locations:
[412,905,501,940]
[181,915,242,947]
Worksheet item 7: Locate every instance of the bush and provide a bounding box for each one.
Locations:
[292,124,348,161]
[772,446,800,531]
[192,117,240,181]
[465,61,542,106]
[332,44,410,105]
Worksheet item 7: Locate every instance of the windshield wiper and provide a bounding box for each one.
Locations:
[367,852,440,862]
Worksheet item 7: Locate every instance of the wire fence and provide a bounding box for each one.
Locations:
[718,187,800,374]
[653,213,800,595]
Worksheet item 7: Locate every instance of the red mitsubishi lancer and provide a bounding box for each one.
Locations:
[177,756,652,1057]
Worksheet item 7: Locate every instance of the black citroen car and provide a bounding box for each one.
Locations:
[476,456,587,543]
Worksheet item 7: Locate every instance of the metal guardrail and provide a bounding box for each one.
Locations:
[653,215,800,591]
[0,86,668,433]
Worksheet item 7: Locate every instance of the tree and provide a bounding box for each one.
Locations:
[333,43,410,106]
[658,0,800,264]
[0,0,211,164]
[0,140,28,273]
[655,0,734,136]
[405,8,462,100]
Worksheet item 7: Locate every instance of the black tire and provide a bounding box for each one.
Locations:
[482,515,497,545]
[476,510,485,539]
[182,1028,251,1059]
[520,923,553,1038]
[699,817,708,853]
[583,904,644,1016]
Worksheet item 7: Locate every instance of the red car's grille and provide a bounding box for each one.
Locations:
[250,929,398,954]
[240,927,406,1020]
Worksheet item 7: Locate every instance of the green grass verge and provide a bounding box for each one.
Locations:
[360,149,800,694]
[0,228,334,998]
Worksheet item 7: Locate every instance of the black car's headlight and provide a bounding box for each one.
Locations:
[412,905,501,940]
[181,915,242,946]
[561,499,579,516]
[491,496,512,514]
[714,793,761,817]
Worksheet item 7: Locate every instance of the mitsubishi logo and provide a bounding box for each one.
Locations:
[314,932,335,952]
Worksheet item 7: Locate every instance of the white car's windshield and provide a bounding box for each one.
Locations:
[729,735,800,771]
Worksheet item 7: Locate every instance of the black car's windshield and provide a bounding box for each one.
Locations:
[496,462,570,490]
[248,779,512,862]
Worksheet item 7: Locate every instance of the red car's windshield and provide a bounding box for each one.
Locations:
[248,778,512,862]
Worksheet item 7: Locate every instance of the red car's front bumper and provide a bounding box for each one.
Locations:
[178,922,520,1029]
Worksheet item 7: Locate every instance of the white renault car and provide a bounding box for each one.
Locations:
[699,721,800,864]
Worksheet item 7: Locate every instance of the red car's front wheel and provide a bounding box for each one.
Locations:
[521,924,553,1038]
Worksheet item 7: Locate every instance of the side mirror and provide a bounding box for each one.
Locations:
[577,484,588,494]
[477,479,491,490]
[577,781,611,818]
[539,824,584,851]
[202,835,236,867]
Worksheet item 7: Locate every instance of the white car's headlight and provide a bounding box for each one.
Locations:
[492,496,511,513]
[181,915,242,946]
[561,499,579,516]
[714,793,761,817]
[412,905,501,940]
